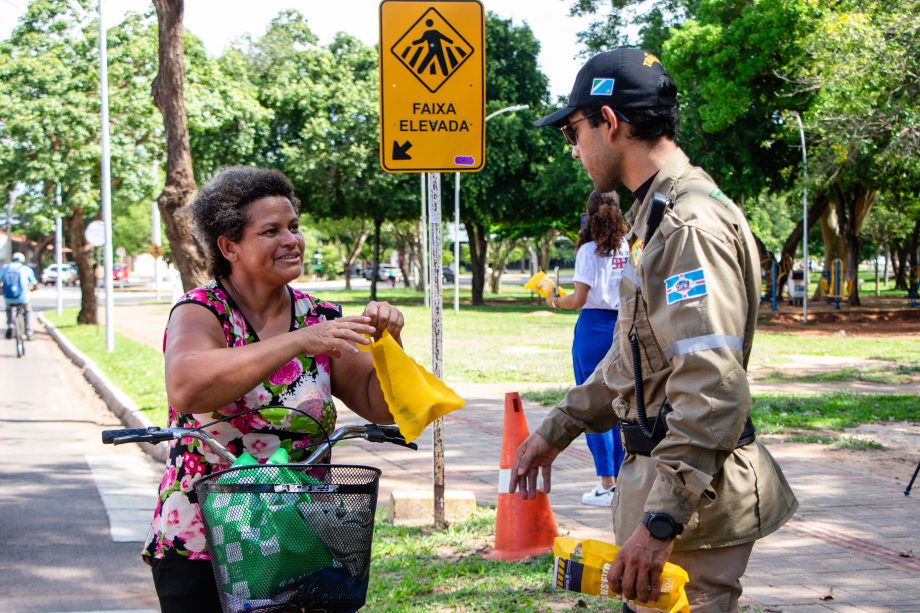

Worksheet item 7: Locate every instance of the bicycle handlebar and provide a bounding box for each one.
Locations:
[101,423,417,465]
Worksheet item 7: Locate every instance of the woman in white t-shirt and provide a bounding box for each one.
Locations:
[547,190,629,507]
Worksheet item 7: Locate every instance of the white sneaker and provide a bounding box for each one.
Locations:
[581,484,616,507]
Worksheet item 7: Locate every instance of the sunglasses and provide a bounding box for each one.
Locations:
[560,111,601,146]
[559,109,630,146]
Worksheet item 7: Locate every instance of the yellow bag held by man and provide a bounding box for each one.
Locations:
[553,536,690,613]
[359,330,464,443]
[524,271,569,298]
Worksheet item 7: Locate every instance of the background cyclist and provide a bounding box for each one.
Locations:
[2,252,38,340]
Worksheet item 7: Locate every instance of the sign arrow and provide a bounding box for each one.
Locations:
[392,140,413,160]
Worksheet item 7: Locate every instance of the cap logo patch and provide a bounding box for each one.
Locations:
[590,78,615,96]
[643,53,661,68]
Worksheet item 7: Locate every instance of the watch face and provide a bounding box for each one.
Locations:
[648,516,672,539]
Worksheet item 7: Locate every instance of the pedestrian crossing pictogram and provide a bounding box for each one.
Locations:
[391,7,474,93]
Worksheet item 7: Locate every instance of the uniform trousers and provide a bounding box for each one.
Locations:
[572,308,624,477]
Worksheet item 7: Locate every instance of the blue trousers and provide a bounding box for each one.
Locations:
[572,308,624,478]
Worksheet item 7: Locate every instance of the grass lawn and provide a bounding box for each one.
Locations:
[43,291,919,432]
[367,507,610,612]
[523,388,918,441]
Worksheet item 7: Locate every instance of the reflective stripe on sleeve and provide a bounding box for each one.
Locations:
[664,333,744,360]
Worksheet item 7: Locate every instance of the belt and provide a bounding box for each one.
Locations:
[621,415,756,457]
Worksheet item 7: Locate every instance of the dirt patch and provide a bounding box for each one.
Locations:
[763,420,920,486]
[758,302,920,336]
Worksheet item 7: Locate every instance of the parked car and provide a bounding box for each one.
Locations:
[112,264,128,282]
[363,264,400,283]
[42,262,79,286]
[443,268,455,283]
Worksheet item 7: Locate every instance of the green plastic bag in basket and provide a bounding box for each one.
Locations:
[201,447,333,602]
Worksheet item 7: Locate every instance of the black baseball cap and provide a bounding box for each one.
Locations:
[535,47,678,128]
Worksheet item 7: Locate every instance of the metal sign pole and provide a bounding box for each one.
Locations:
[55,184,63,315]
[792,111,809,323]
[428,172,446,526]
[98,0,115,351]
[453,172,460,313]
[421,174,429,307]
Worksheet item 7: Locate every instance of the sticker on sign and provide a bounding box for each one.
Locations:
[379,0,485,173]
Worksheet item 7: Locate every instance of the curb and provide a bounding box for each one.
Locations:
[39,314,166,463]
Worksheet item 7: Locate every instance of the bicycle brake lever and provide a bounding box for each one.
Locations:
[364,424,418,450]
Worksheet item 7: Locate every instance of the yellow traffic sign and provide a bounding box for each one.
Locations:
[379,0,485,173]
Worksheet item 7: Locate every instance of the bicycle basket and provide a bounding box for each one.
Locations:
[196,463,381,613]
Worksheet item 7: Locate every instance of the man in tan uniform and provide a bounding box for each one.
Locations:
[510,48,798,612]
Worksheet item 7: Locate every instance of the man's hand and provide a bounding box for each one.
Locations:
[509,432,560,499]
[607,524,674,605]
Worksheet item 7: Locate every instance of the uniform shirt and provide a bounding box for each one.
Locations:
[536,148,798,550]
[572,239,629,310]
[1,261,37,305]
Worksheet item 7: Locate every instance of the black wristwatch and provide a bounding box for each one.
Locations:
[642,512,684,540]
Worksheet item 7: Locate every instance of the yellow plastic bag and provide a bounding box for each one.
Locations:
[524,271,569,298]
[359,330,464,443]
[553,536,690,613]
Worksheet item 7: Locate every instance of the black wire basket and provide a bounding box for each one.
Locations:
[196,463,381,613]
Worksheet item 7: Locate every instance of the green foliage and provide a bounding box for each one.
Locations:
[663,0,820,199]
[746,191,797,254]
[0,2,162,224]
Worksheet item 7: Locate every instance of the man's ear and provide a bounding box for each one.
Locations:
[600,106,623,141]
[216,235,238,264]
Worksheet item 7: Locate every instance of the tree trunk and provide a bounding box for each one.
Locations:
[818,204,847,300]
[370,216,381,301]
[392,222,420,289]
[466,220,488,306]
[907,216,920,287]
[68,208,98,324]
[526,242,538,275]
[342,226,370,291]
[831,183,876,306]
[487,238,517,294]
[778,193,829,300]
[152,0,207,291]
[536,229,558,272]
[892,242,907,290]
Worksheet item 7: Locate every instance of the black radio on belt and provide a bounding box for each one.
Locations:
[622,413,757,457]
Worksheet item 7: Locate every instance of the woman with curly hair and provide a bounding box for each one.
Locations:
[547,189,629,507]
[143,166,405,611]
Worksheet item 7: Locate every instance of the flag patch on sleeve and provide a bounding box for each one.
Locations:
[664,268,708,305]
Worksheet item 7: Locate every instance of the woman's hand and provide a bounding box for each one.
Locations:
[363,301,405,343]
[297,315,376,358]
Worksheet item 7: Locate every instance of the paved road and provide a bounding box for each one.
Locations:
[0,331,159,611]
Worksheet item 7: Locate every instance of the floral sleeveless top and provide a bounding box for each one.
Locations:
[143,281,342,561]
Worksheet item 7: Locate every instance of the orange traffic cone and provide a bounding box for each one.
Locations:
[487,391,558,561]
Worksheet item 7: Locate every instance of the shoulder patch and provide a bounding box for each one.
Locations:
[630,239,644,267]
[665,268,708,305]
[708,188,733,207]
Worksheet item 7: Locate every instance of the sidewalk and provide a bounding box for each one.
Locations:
[60,303,920,611]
